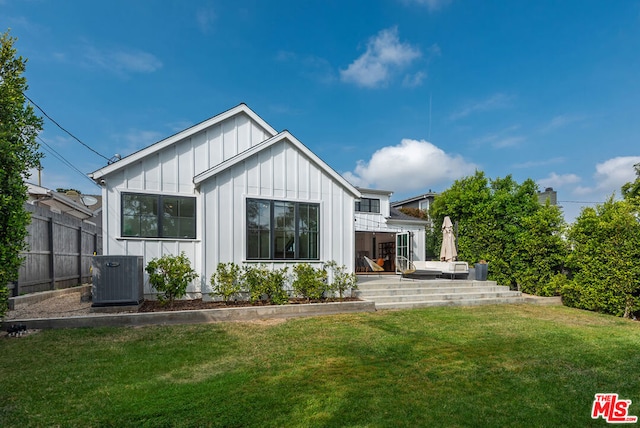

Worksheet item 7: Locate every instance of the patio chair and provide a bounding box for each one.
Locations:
[363,256,385,276]
[396,255,416,279]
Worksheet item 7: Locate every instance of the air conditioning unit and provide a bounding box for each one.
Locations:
[92,255,144,307]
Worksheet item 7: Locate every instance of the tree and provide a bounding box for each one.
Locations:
[430,171,566,291]
[0,30,43,318]
[513,202,568,296]
[621,162,640,206]
[563,198,640,318]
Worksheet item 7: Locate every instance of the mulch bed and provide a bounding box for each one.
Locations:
[138,297,361,312]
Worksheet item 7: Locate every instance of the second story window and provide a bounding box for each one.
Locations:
[355,198,380,213]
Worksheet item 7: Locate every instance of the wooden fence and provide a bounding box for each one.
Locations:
[14,203,102,296]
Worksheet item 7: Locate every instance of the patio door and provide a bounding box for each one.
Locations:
[395,231,411,274]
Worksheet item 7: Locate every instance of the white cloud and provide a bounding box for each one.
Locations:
[340,27,421,88]
[401,0,452,12]
[537,172,581,190]
[83,44,163,75]
[402,71,426,88]
[343,138,477,192]
[573,156,640,197]
[449,93,514,121]
[540,114,586,133]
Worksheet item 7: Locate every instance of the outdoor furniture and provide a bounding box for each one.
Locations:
[397,256,442,279]
[413,260,469,279]
[363,256,385,276]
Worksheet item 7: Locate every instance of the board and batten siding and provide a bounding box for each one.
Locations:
[199,138,355,293]
[100,112,273,296]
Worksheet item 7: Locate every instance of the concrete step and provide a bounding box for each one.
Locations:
[361,290,522,304]
[374,296,528,310]
[356,279,498,290]
[355,285,510,298]
[355,275,528,310]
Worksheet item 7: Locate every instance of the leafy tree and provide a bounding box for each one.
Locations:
[621,162,640,206]
[513,202,568,295]
[0,30,43,318]
[431,171,565,290]
[563,198,640,318]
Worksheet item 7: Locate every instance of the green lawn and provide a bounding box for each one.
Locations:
[1,304,639,427]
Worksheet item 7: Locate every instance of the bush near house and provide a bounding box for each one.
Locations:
[145,252,198,305]
[291,263,328,301]
[211,262,243,303]
[214,262,355,305]
[241,264,291,305]
[325,260,358,300]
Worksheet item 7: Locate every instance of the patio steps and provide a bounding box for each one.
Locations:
[355,276,525,310]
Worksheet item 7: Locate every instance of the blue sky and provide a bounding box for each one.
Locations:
[4,0,640,222]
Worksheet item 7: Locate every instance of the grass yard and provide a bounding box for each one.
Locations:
[1,304,639,427]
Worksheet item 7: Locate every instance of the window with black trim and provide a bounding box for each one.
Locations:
[122,193,196,239]
[246,199,319,260]
[355,198,380,213]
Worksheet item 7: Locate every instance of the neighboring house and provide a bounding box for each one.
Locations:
[26,183,101,223]
[90,104,360,298]
[354,188,428,273]
[18,184,102,294]
[391,191,437,216]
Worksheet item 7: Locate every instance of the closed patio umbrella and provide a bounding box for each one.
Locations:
[440,216,457,262]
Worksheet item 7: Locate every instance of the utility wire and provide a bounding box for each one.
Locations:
[36,135,100,188]
[25,94,111,162]
[558,200,605,204]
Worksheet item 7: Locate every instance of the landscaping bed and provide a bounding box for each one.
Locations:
[138,297,361,312]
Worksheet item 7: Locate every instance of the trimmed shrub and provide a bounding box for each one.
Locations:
[292,263,327,301]
[145,252,199,305]
[211,262,243,303]
[325,260,358,300]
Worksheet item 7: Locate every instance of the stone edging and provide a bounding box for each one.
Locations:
[2,300,377,330]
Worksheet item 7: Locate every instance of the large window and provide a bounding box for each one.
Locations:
[122,193,196,239]
[247,199,319,260]
[355,197,380,213]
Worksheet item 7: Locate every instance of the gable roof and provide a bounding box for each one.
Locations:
[193,130,361,198]
[391,191,438,207]
[26,183,96,219]
[90,103,278,181]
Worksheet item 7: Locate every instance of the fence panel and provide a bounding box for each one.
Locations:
[15,203,102,295]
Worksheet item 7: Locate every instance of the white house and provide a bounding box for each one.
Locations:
[354,188,428,273]
[90,104,360,298]
[90,104,430,298]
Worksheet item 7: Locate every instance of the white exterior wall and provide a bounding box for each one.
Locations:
[100,113,273,297]
[199,138,355,295]
[98,111,356,298]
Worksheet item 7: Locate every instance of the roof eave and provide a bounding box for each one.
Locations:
[91,103,278,181]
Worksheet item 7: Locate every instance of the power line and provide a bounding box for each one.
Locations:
[36,135,100,189]
[558,200,605,205]
[25,94,111,162]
